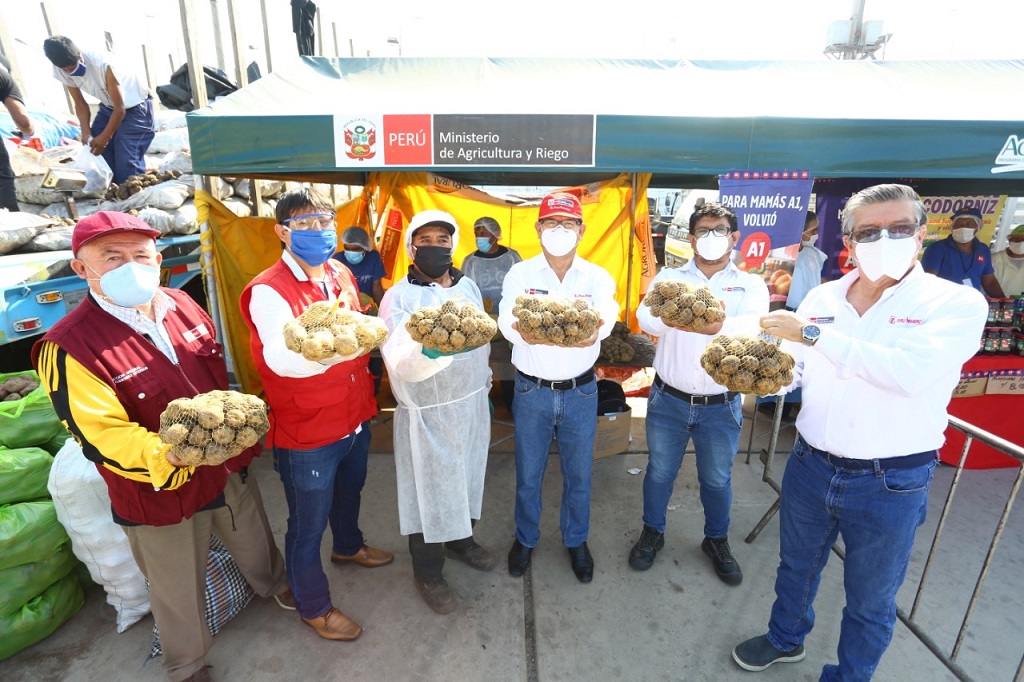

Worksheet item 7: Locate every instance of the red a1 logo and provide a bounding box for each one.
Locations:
[740,232,771,269]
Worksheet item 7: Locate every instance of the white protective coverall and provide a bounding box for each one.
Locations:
[379,273,492,543]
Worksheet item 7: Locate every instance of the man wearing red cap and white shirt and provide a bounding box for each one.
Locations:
[498,192,619,583]
[32,211,290,682]
[921,206,1005,297]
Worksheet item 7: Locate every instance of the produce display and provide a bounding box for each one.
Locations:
[643,280,725,332]
[599,322,636,363]
[283,301,389,362]
[699,334,795,395]
[103,169,184,201]
[158,390,270,466]
[511,295,601,346]
[406,300,498,353]
[0,375,41,401]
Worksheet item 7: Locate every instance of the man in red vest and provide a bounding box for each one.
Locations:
[240,188,392,642]
[33,211,290,682]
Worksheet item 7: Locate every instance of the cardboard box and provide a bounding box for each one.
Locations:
[953,371,989,398]
[985,369,1024,395]
[593,406,632,459]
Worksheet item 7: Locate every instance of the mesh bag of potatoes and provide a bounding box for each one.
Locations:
[406,300,498,354]
[643,280,726,332]
[283,301,389,362]
[599,321,635,363]
[158,390,270,466]
[511,295,601,346]
[699,334,796,395]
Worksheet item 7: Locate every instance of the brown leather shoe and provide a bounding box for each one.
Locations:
[414,576,458,614]
[301,606,362,641]
[330,544,394,568]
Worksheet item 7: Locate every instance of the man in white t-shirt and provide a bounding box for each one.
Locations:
[43,35,155,183]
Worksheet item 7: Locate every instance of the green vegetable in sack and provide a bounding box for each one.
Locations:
[0,370,64,450]
[0,542,78,617]
[0,571,85,661]
[0,501,69,571]
[0,447,54,505]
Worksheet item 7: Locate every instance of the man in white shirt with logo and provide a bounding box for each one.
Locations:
[498,192,619,583]
[629,201,768,585]
[733,184,988,680]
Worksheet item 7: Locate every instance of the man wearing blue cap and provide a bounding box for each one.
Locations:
[921,207,1005,297]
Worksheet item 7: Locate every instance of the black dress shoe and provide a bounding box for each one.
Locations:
[508,539,533,577]
[567,542,594,583]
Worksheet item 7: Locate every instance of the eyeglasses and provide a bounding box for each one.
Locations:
[691,226,733,238]
[539,219,582,230]
[848,223,920,244]
[283,212,336,231]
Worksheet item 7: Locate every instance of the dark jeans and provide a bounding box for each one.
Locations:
[0,140,17,212]
[92,98,155,183]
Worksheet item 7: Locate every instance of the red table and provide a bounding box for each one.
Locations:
[941,353,1024,469]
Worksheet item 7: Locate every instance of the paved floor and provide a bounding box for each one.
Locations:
[3,392,1022,682]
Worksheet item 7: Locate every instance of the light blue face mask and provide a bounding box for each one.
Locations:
[344,250,365,265]
[88,261,161,307]
[475,237,493,253]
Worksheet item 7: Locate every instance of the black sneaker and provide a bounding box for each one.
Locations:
[732,634,805,671]
[628,526,665,571]
[701,536,743,585]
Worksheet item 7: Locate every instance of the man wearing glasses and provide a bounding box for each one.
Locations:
[629,202,768,585]
[498,192,619,583]
[240,188,392,642]
[734,184,987,679]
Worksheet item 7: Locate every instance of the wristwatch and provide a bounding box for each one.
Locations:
[801,324,821,346]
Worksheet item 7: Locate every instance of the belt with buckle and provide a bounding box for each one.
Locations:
[653,375,736,405]
[798,436,936,471]
[518,368,595,390]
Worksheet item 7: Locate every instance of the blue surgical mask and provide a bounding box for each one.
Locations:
[89,262,161,307]
[344,250,365,265]
[288,228,337,266]
[475,237,493,253]
[69,61,86,78]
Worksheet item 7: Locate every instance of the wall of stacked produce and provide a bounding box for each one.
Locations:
[643,280,726,331]
[406,300,498,353]
[700,334,795,395]
[511,295,600,346]
[284,301,389,362]
[158,390,270,466]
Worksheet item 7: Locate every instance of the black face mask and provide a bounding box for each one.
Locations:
[413,245,453,279]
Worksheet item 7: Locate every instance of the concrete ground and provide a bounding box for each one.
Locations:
[3,388,1023,682]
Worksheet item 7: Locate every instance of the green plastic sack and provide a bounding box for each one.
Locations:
[39,429,71,456]
[0,571,85,661]
[0,370,64,450]
[0,447,54,505]
[0,542,78,616]
[0,501,69,571]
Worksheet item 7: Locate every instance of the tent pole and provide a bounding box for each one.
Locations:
[626,173,637,326]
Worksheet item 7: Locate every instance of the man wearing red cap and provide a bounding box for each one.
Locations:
[32,211,290,682]
[498,191,619,583]
[921,206,1005,297]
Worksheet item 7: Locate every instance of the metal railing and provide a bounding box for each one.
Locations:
[743,405,1024,682]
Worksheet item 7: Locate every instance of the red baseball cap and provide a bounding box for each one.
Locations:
[538,192,583,221]
[72,211,160,256]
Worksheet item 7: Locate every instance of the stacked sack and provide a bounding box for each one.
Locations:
[0,371,83,661]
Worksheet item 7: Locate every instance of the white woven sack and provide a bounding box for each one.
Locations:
[47,439,150,633]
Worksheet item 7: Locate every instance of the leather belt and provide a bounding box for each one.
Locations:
[653,375,736,405]
[518,368,595,390]
[798,436,936,471]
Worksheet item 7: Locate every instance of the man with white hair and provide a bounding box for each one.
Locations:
[921,206,1005,297]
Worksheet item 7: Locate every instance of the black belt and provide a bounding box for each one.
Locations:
[653,375,736,405]
[799,436,936,471]
[518,368,594,390]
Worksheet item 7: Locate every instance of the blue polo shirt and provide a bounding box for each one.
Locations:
[921,236,993,291]
[333,250,386,297]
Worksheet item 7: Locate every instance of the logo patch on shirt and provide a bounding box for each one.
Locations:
[526,288,549,295]
[889,315,923,325]
[807,316,835,324]
[977,255,986,264]
[182,323,209,343]
[722,287,745,293]
[112,366,148,384]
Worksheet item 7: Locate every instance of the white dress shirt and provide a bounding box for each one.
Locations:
[637,259,769,395]
[497,253,619,381]
[790,263,988,459]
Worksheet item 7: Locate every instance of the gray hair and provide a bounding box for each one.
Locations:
[474,216,501,238]
[841,184,927,235]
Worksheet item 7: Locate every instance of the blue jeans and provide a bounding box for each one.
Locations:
[512,373,597,548]
[92,98,155,183]
[767,437,934,682]
[274,423,370,619]
[643,382,742,538]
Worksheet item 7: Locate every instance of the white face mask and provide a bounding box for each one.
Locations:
[1008,242,1024,256]
[695,232,731,261]
[801,234,818,248]
[854,235,920,282]
[541,226,578,257]
[88,261,161,307]
[952,227,976,244]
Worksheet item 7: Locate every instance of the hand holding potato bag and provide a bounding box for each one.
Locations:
[157,390,270,466]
